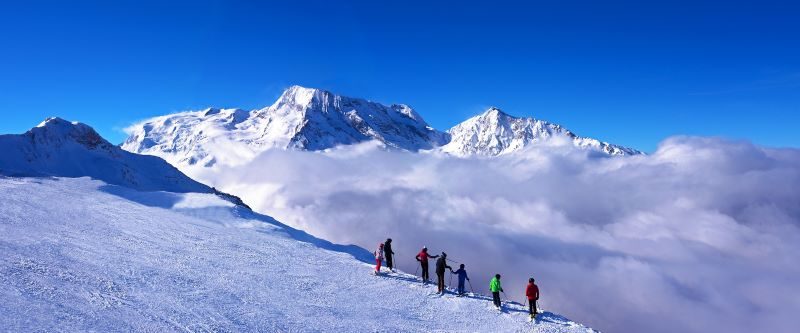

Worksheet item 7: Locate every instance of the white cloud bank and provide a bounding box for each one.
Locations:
[189,137,800,333]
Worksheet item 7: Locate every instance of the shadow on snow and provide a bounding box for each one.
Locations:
[98,183,374,265]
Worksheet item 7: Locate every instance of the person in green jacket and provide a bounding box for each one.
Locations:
[489,274,504,309]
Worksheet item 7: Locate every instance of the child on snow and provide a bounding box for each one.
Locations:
[374,243,384,274]
[453,264,470,296]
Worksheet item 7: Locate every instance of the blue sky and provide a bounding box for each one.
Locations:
[1,0,798,152]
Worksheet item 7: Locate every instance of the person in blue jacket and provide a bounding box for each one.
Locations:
[452,264,470,296]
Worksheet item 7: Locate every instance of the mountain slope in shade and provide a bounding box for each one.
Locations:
[122,85,448,168]
[0,117,211,193]
[442,107,643,157]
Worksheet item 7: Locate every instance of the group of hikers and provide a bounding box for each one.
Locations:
[373,239,541,320]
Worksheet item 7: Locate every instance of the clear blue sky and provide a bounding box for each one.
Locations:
[1,0,798,152]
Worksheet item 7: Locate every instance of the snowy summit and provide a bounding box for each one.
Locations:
[122,86,448,168]
[442,107,642,157]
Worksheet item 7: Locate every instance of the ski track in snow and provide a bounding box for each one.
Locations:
[0,177,595,333]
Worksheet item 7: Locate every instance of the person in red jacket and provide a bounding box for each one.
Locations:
[415,247,439,283]
[526,277,540,319]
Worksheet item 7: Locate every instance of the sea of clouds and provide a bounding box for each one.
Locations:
[189,136,800,333]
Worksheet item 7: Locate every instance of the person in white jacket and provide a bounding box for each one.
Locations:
[374,243,384,274]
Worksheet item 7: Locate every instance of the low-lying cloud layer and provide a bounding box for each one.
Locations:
[190,137,800,333]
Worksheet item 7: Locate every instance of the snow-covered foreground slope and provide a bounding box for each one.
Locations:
[0,176,595,332]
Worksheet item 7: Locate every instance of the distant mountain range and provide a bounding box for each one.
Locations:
[121,85,642,168]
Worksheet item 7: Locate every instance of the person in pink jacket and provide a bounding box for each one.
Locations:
[374,243,384,274]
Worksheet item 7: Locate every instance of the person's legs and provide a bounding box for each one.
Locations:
[375,258,381,273]
[421,263,429,281]
[386,255,393,270]
[492,292,500,307]
[528,299,534,315]
[437,273,444,292]
[457,282,465,295]
[533,299,538,315]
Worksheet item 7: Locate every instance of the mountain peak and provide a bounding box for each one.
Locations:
[285,84,328,94]
[29,117,110,149]
[123,86,448,166]
[443,108,642,157]
[483,106,508,116]
[36,116,71,127]
[473,107,517,123]
[275,85,333,109]
[35,117,91,133]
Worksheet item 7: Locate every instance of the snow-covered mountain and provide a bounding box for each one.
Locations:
[442,107,643,157]
[0,117,596,332]
[122,85,640,168]
[0,117,211,193]
[122,85,448,168]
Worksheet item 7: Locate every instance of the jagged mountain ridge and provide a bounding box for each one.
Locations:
[122,86,448,167]
[122,85,641,168]
[442,107,642,156]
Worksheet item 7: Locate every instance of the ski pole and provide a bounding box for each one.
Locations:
[445,257,460,264]
[449,271,453,288]
[468,280,474,293]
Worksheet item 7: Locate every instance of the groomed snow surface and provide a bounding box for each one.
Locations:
[0,177,595,332]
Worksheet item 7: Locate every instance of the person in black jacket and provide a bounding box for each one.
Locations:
[435,252,453,294]
[384,238,395,272]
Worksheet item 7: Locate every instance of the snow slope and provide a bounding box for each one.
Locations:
[122,85,448,168]
[0,176,596,332]
[0,117,211,193]
[0,118,595,331]
[441,108,642,157]
[122,86,639,169]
